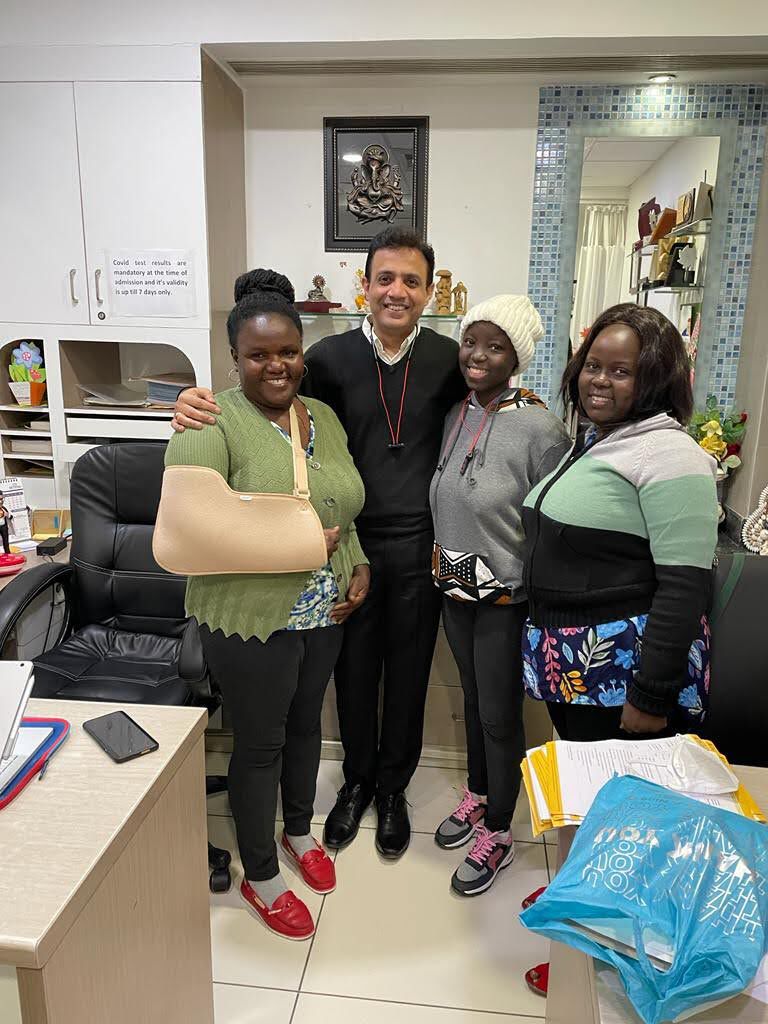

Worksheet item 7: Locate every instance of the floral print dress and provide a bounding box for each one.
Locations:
[271,412,340,631]
[522,614,710,725]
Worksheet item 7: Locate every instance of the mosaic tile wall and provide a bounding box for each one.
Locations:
[526,84,767,407]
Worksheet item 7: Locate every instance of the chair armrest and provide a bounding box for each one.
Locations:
[178,617,212,702]
[0,563,74,650]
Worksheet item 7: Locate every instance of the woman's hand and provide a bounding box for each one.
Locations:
[620,703,668,735]
[171,387,221,432]
[324,527,341,558]
[330,564,370,625]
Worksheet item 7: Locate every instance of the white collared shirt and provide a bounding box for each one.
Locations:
[362,315,420,365]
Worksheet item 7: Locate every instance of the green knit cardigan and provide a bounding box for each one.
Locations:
[164,389,367,641]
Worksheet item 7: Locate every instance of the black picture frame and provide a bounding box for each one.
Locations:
[323,116,429,253]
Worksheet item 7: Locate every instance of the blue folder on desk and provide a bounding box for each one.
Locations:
[0,717,70,809]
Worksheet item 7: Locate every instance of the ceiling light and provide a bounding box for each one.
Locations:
[342,152,362,163]
[648,73,677,84]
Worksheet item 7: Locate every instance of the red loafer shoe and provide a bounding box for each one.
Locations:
[239,880,315,941]
[525,962,549,996]
[521,885,547,910]
[281,833,336,894]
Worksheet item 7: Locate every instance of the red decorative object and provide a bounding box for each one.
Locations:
[0,552,26,576]
[294,300,343,313]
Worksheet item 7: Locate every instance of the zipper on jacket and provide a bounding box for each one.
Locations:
[524,438,596,621]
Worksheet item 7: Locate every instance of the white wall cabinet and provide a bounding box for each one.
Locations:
[0,84,89,325]
[74,82,210,330]
[0,81,210,331]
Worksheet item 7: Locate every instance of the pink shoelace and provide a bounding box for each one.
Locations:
[453,786,481,823]
[468,825,503,865]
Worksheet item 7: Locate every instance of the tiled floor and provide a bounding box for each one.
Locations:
[207,757,552,1023]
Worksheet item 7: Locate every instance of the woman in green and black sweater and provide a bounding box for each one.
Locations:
[521,303,718,996]
[165,270,368,943]
[522,304,718,738]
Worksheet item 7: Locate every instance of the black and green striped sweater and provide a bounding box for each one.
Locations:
[522,413,718,715]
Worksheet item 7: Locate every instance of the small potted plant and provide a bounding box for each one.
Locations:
[9,341,47,407]
[688,395,747,523]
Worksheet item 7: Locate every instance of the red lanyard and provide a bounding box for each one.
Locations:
[375,345,414,450]
[438,392,503,475]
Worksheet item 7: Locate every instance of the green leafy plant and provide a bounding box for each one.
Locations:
[688,395,747,470]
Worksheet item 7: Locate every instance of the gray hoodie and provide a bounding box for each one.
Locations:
[429,390,570,602]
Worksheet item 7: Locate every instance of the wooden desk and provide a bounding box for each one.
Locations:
[546,766,768,1024]
[0,698,213,1024]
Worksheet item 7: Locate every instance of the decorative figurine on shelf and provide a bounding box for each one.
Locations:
[434,269,453,315]
[346,144,404,225]
[307,274,327,301]
[0,489,25,575]
[743,483,768,555]
[452,281,468,316]
[353,268,368,312]
[9,341,47,407]
[295,274,342,313]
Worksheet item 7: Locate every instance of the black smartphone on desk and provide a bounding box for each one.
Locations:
[83,711,159,764]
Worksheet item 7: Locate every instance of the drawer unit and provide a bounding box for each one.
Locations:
[65,415,173,440]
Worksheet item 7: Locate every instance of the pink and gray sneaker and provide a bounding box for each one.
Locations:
[451,825,515,897]
[435,787,487,850]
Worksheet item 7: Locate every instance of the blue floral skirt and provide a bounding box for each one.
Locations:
[522,614,710,724]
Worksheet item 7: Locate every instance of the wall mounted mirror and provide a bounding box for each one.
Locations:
[556,120,734,409]
[525,84,768,414]
[571,134,720,377]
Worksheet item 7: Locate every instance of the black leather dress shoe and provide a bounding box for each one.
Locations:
[375,792,410,858]
[323,783,373,849]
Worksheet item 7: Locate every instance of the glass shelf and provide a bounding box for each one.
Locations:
[631,284,703,296]
[628,219,712,258]
[298,311,462,321]
[667,217,711,238]
[643,285,703,294]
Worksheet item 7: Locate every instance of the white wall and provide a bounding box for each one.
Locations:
[243,76,539,308]
[3,1,768,46]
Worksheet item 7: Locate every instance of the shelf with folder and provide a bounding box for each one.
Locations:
[2,459,54,478]
[59,340,192,446]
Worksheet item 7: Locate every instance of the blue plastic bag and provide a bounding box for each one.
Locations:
[521,775,768,1024]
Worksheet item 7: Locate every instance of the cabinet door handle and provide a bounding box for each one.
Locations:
[68,268,79,305]
[451,713,465,723]
[94,267,104,305]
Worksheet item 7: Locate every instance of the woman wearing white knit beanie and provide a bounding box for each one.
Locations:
[429,294,569,896]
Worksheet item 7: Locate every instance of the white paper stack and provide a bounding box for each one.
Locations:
[521,735,765,838]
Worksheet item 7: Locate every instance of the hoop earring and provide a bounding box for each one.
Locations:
[228,367,239,383]
[302,366,308,378]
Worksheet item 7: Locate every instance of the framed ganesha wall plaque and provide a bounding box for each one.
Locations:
[323,116,429,252]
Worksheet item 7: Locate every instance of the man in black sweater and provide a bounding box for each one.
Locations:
[171,228,465,858]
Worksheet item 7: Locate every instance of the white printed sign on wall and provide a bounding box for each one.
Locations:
[106,250,197,317]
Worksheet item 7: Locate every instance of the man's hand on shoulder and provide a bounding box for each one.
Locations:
[171,388,221,433]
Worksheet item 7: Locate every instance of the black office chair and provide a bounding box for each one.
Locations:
[0,443,231,892]
[705,551,768,768]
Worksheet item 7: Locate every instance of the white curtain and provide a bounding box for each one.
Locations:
[570,204,627,350]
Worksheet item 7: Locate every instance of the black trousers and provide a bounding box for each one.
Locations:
[200,623,343,881]
[334,530,442,795]
[442,598,528,832]
[546,702,685,743]
[0,523,9,555]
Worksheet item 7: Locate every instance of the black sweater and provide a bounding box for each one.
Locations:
[303,326,465,536]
